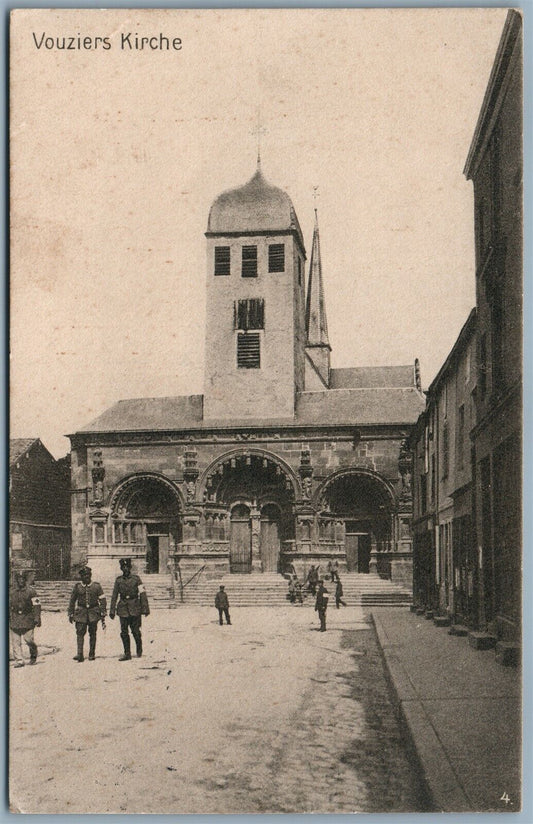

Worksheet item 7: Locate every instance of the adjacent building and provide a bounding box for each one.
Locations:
[10,438,71,579]
[464,10,522,642]
[69,163,425,584]
[411,10,522,644]
[411,310,477,623]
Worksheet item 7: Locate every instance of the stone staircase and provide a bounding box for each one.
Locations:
[35,573,411,611]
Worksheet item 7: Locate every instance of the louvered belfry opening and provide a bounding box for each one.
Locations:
[237,332,261,368]
[268,243,285,272]
[214,245,230,275]
[241,245,258,277]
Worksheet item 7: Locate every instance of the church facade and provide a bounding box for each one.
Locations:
[69,164,425,586]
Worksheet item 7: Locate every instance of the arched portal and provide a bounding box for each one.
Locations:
[316,470,396,575]
[201,452,296,573]
[110,474,182,574]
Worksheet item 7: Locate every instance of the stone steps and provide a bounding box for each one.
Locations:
[35,574,412,610]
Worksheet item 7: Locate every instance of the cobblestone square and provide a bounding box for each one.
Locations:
[10,606,430,814]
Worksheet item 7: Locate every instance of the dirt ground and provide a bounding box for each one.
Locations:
[10,605,430,814]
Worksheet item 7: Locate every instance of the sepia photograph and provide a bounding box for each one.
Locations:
[9,7,522,814]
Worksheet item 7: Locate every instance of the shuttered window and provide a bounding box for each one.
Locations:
[268,243,285,272]
[234,298,265,330]
[214,246,231,276]
[237,333,260,368]
[241,245,257,278]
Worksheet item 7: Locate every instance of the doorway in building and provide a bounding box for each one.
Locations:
[111,475,181,575]
[260,504,281,572]
[345,529,359,572]
[146,528,170,574]
[357,534,371,573]
[344,528,371,573]
[230,504,252,573]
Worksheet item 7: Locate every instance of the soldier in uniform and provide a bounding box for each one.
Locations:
[109,558,150,660]
[214,585,231,625]
[10,571,41,667]
[314,579,329,632]
[68,566,107,662]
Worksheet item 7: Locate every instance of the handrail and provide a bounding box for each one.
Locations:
[181,564,206,596]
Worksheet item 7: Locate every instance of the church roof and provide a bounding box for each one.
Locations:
[295,387,425,426]
[79,396,204,433]
[207,164,304,249]
[76,382,425,435]
[329,365,416,389]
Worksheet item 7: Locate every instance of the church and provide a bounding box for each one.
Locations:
[69,162,425,587]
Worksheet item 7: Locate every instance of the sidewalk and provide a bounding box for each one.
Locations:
[372,608,521,813]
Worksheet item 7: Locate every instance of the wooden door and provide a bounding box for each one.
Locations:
[260,505,281,572]
[358,534,371,573]
[158,535,170,574]
[345,533,359,572]
[230,505,252,574]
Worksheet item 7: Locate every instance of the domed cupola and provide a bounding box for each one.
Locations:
[207,162,304,249]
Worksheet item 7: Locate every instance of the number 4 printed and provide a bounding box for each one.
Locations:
[500,792,512,805]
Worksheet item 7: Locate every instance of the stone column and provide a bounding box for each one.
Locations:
[250,505,262,573]
[369,534,379,575]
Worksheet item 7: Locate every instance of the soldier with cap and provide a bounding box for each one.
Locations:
[68,566,107,662]
[314,579,329,632]
[10,571,41,667]
[109,558,150,660]
[214,585,231,625]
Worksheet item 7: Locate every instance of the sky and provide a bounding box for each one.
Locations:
[10,7,509,457]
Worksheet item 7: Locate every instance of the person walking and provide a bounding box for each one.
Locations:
[215,585,231,625]
[335,577,347,609]
[306,565,319,596]
[10,571,41,667]
[109,558,150,660]
[314,579,329,632]
[68,566,107,662]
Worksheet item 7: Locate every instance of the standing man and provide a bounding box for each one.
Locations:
[306,565,319,596]
[215,585,231,625]
[68,566,107,662]
[109,558,150,660]
[10,571,41,667]
[335,577,347,609]
[314,579,329,632]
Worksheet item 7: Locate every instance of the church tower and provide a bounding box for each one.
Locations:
[304,210,331,388]
[204,162,307,420]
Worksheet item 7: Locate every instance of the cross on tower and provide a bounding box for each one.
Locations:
[312,186,320,218]
[251,109,268,165]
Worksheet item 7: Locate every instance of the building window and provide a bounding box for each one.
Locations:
[420,474,427,514]
[214,246,230,276]
[491,283,505,394]
[234,298,265,330]
[431,454,436,502]
[479,333,488,398]
[268,243,285,273]
[456,404,465,470]
[298,258,302,286]
[237,332,260,368]
[442,421,449,479]
[242,245,257,278]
